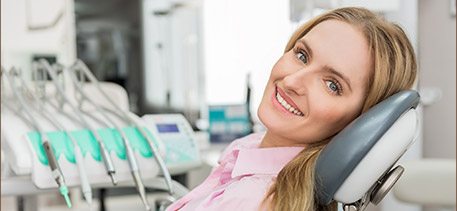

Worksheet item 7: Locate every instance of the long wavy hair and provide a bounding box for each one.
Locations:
[263,7,417,211]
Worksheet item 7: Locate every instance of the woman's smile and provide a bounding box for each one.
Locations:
[273,86,304,116]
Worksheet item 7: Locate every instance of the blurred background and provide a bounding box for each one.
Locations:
[1,0,455,211]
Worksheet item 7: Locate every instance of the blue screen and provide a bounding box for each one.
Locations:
[157,124,180,133]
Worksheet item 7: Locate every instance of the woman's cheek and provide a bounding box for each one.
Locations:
[312,99,345,123]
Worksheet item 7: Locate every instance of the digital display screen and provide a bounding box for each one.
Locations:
[157,124,180,133]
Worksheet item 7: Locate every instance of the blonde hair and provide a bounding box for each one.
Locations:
[263,7,417,211]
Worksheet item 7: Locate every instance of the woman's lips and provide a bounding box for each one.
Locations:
[270,86,304,117]
[275,86,303,113]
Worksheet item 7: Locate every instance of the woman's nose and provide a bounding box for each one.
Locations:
[282,67,309,95]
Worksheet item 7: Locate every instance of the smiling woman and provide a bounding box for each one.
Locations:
[166,7,416,211]
[258,19,373,148]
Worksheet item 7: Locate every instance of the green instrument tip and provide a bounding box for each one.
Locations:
[64,194,72,208]
[59,186,72,208]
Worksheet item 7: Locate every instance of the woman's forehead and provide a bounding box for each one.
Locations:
[301,20,373,89]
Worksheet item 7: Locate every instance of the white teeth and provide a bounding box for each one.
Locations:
[276,92,303,116]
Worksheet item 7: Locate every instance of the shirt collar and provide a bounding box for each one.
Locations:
[231,146,304,177]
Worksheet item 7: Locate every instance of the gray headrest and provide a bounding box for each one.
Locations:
[315,90,420,205]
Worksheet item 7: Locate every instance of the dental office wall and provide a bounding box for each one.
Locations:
[418,0,456,159]
[142,0,205,122]
[418,1,456,209]
[203,0,293,120]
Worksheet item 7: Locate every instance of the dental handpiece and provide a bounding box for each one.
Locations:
[2,100,73,208]
[103,107,174,195]
[43,120,93,205]
[85,110,150,210]
[41,116,94,205]
[79,107,150,210]
[72,61,173,194]
[94,132,117,185]
[43,140,72,208]
[38,61,118,185]
[136,125,174,195]
[119,131,151,211]
[18,75,93,206]
[70,136,93,205]
[2,68,72,207]
[66,61,151,209]
[107,108,174,195]
[74,96,150,209]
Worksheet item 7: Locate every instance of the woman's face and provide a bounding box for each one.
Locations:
[258,20,373,147]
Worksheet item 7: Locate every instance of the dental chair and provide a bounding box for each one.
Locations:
[315,90,420,211]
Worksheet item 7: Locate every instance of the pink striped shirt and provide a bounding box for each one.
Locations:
[166,132,304,211]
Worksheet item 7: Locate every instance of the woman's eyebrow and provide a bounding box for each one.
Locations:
[297,39,313,58]
[299,39,352,92]
[323,65,353,92]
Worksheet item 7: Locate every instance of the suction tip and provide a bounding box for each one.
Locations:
[64,194,72,208]
[84,192,93,207]
[87,198,94,211]
[140,197,151,211]
[59,186,72,208]
[145,204,151,211]
[109,173,118,185]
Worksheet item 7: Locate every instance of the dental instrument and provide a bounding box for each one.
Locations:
[34,60,118,185]
[20,68,94,207]
[72,60,174,195]
[65,63,151,210]
[1,68,72,208]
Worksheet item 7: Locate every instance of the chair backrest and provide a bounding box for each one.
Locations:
[315,90,420,207]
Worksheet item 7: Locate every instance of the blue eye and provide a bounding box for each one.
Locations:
[325,80,342,95]
[296,51,308,64]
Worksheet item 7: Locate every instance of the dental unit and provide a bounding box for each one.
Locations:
[70,60,174,195]
[1,68,72,208]
[64,63,152,211]
[35,60,118,186]
[22,65,94,208]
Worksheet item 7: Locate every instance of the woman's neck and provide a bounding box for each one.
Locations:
[259,130,308,148]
